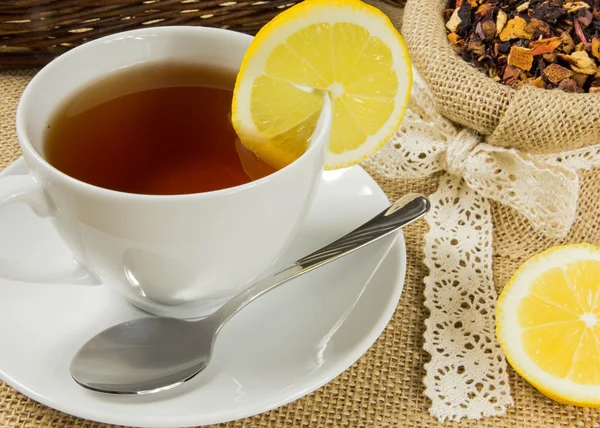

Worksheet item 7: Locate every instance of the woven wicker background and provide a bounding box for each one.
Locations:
[2,1,600,427]
[0,0,404,68]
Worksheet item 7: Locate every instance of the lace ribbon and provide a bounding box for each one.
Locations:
[363,71,600,422]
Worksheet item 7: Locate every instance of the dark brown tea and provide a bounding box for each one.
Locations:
[44,63,276,195]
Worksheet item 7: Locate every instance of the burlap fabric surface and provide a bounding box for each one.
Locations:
[2,4,600,428]
[402,0,600,155]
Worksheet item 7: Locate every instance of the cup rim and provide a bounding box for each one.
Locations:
[15,26,331,201]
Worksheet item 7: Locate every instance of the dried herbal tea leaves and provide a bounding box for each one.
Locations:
[445,0,600,93]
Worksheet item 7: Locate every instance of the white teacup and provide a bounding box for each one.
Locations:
[0,26,332,318]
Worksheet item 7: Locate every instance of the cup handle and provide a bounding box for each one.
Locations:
[0,173,101,285]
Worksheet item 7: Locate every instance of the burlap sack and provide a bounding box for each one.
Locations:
[401,0,600,155]
[401,0,600,258]
[491,168,600,259]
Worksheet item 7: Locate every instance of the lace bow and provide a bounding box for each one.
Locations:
[364,71,600,422]
[383,110,600,239]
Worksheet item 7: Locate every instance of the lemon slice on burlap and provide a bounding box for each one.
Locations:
[231,0,411,170]
[497,243,600,406]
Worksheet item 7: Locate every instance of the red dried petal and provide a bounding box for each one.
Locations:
[573,18,590,48]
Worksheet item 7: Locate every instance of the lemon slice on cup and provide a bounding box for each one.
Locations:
[231,0,412,170]
[497,243,600,406]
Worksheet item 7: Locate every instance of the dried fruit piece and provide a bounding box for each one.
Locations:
[503,64,521,83]
[468,40,486,56]
[573,17,589,48]
[496,10,508,35]
[543,63,573,84]
[577,10,594,27]
[517,1,530,12]
[499,17,533,41]
[533,1,566,24]
[592,38,600,61]
[543,52,557,63]
[571,72,589,88]
[564,1,590,13]
[564,51,598,75]
[525,18,551,36]
[476,3,490,14]
[446,8,462,33]
[475,21,486,39]
[532,76,545,88]
[481,20,497,40]
[456,2,473,36]
[530,37,562,56]
[508,46,534,71]
[561,31,576,54]
[558,78,583,92]
[448,32,461,45]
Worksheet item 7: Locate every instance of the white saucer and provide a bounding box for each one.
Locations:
[0,158,406,428]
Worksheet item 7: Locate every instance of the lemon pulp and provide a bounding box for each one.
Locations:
[232,0,411,170]
[497,244,600,406]
[518,260,600,384]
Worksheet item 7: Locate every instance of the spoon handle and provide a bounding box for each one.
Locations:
[212,193,430,328]
[296,193,430,270]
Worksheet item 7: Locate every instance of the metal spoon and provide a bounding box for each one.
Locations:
[70,193,430,395]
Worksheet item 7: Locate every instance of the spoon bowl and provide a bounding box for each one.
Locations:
[71,317,219,394]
